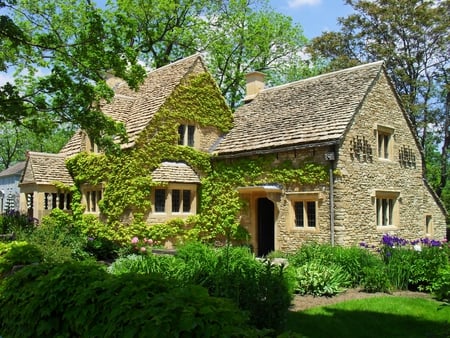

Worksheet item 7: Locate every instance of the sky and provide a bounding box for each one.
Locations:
[269,0,354,39]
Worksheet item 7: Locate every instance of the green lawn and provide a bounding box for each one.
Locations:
[286,297,450,338]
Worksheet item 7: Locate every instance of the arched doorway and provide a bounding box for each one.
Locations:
[257,197,275,256]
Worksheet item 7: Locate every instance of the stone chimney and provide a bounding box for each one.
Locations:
[243,71,265,103]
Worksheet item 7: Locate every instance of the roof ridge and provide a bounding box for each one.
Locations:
[263,60,384,94]
[27,151,65,158]
[144,53,203,76]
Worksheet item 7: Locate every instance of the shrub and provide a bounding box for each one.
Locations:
[0,262,260,337]
[0,241,43,276]
[408,246,449,292]
[21,211,91,262]
[432,267,450,303]
[361,265,391,293]
[292,261,351,297]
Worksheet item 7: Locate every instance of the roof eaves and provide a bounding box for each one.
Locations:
[214,139,340,159]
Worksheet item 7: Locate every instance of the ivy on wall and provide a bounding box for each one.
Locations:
[66,71,330,244]
[198,157,329,243]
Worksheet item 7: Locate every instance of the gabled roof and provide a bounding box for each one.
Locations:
[0,161,26,178]
[59,54,207,157]
[152,162,200,183]
[20,152,73,186]
[213,61,385,157]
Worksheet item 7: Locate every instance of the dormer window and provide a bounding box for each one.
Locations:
[178,124,195,147]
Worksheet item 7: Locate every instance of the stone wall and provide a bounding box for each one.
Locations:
[239,72,446,254]
[333,72,446,247]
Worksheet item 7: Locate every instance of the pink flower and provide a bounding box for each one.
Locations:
[140,247,146,252]
[131,236,139,244]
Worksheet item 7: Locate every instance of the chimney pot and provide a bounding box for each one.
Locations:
[243,71,265,102]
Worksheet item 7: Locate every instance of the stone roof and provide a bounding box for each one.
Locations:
[152,162,200,183]
[59,54,207,158]
[0,161,26,178]
[59,130,84,157]
[212,61,385,157]
[20,152,73,186]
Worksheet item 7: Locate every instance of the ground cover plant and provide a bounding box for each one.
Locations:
[286,296,450,338]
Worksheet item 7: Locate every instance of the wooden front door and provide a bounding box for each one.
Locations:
[257,197,274,256]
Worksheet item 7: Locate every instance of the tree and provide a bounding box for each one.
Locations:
[307,0,450,198]
[110,0,308,109]
[0,0,146,152]
[0,122,74,171]
[205,0,308,109]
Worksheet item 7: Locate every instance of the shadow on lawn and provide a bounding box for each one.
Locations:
[286,304,450,338]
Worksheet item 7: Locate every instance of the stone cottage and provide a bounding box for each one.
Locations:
[212,62,447,254]
[18,55,447,254]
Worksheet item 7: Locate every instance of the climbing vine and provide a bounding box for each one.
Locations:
[65,70,329,245]
[198,157,329,243]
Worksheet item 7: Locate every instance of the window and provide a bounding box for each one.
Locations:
[52,193,57,209]
[294,201,317,228]
[153,186,195,215]
[171,189,192,213]
[425,215,433,235]
[182,190,191,212]
[375,191,399,227]
[44,192,73,211]
[172,189,181,212]
[178,124,195,147]
[155,189,166,212]
[376,198,393,226]
[376,126,394,160]
[84,189,102,213]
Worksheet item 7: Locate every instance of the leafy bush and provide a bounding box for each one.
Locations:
[0,262,260,337]
[0,241,43,276]
[20,210,91,262]
[432,267,450,302]
[292,261,351,297]
[361,265,391,293]
[408,246,449,292]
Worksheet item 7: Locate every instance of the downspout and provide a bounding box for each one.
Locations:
[329,163,335,247]
[325,149,336,246]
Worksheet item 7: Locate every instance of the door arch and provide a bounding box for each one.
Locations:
[257,197,275,256]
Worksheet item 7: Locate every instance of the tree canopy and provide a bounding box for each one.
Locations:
[0,0,146,152]
[307,0,450,202]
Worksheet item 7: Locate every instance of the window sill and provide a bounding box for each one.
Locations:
[292,226,317,232]
[376,225,397,231]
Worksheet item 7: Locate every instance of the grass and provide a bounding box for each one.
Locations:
[286,297,450,338]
